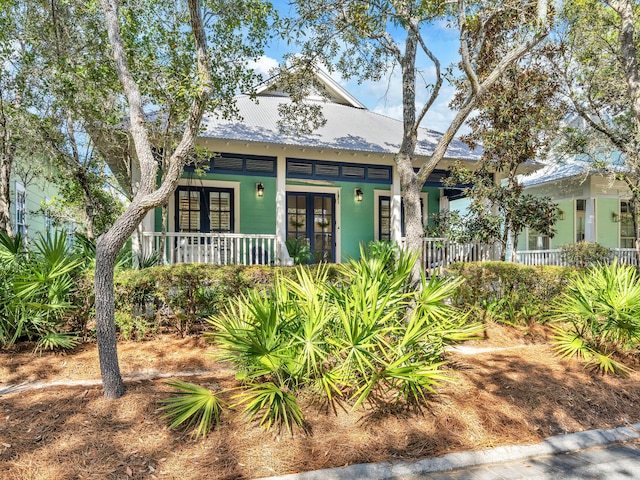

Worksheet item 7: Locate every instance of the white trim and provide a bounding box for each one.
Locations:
[275,155,287,260]
[15,181,26,235]
[286,184,342,262]
[373,188,428,242]
[169,179,241,234]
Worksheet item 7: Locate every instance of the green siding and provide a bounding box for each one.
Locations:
[340,182,380,261]
[239,176,276,234]
[596,197,620,248]
[552,199,575,247]
[9,175,59,238]
[424,187,440,225]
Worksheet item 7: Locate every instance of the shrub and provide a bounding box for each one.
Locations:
[549,261,640,375]
[446,262,576,325]
[173,247,481,434]
[0,231,83,350]
[285,237,312,265]
[560,241,612,268]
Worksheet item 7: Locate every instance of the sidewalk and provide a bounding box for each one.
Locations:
[259,424,640,480]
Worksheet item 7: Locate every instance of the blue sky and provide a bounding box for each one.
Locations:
[248,2,466,134]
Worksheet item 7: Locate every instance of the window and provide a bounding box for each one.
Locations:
[208,190,232,233]
[528,229,550,250]
[178,190,201,232]
[379,197,391,241]
[576,199,586,242]
[176,186,234,233]
[286,159,392,184]
[620,200,635,248]
[15,182,26,236]
[378,195,425,241]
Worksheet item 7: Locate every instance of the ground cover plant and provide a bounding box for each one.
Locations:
[161,248,482,435]
[549,261,640,375]
[0,231,84,351]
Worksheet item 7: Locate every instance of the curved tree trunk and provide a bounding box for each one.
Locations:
[96,0,212,398]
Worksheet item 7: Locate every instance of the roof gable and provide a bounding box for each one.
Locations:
[254,67,366,109]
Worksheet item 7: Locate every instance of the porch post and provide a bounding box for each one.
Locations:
[391,165,402,245]
[276,155,291,265]
[438,192,449,213]
[585,198,596,242]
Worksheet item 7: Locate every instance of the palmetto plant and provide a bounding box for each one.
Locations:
[549,261,640,375]
[162,246,479,435]
[0,231,83,351]
[158,380,226,439]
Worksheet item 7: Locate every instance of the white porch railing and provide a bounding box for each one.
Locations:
[142,232,288,266]
[517,248,638,267]
[405,238,503,275]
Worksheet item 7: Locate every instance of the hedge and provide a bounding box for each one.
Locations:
[73,263,345,339]
[445,262,578,325]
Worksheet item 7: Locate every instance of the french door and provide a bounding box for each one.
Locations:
[287,192,335,263]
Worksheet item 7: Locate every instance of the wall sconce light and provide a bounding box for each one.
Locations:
[355,188,363,202]
[612,212,621,223]
[256,183,264,197]
[557,209,565,221]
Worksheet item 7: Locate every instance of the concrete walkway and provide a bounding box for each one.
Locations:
[259,424,640,480]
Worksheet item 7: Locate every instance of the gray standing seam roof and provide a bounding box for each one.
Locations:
[200,95,482,161]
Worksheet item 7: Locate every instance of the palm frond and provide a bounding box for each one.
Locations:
[158,380,226,438]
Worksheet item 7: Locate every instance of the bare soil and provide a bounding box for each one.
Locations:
[2,323,640,480]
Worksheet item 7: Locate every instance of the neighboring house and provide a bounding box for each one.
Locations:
[137,69,494,265]
[517,156,633,252]
[8,172,61,240]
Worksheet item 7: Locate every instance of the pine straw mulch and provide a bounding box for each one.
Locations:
[2,323,640,480]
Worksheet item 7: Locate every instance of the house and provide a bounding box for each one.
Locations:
[8,170,60,241]
[138,69,493,265]
[516,156,634,263]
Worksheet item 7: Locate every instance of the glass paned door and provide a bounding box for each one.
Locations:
[287,193,335,263]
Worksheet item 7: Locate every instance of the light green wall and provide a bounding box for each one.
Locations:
[552,199,576,247]
[517,197,624,250]
[9,175,59,238]
[597,197,620,248]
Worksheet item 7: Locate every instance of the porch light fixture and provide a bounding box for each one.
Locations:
[256,183,264,197]
[612,212,621,223]
[355,188,363,202]
[557,209,565,221]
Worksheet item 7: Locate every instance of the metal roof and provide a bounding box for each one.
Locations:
[200,95,482,161]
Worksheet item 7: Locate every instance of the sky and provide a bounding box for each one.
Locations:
[248,1,467,135]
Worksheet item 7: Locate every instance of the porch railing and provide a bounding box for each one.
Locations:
[517,248,638,267]
[405,238,502,275]
[142,232,288,266]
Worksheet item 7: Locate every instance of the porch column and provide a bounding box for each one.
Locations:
[391,165,402,245]
[585,197,596,242]
[276,155,291,264]
[439,193,449,213]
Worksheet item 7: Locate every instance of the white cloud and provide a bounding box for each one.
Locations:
[247,56,280,80]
